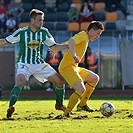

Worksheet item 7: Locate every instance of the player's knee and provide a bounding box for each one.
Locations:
[96,74,100,83]
[55,78,65,88]
[58,80,64,88]
[16,74,26,89]
[81,88,86,94]
[89,74,100,83]
[16,81,25,89]
[78,87,85,94]
[73,82,85,94]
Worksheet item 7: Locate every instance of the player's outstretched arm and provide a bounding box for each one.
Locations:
[0,39,8,47]
[49,43,68,58]
[50,43,68,53]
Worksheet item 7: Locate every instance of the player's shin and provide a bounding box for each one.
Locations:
[64,90,82,115]
[54,86,65,106]
[79,82,96,106]
[9,85,22,107]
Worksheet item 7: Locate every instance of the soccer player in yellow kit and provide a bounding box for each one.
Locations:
[51,21,104,117]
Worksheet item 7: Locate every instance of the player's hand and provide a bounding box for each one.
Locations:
[49,48,55,56]
[73,54,80,63]
[49,48,56,60]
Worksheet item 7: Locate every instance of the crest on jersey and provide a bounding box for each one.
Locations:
[27,40,41,49]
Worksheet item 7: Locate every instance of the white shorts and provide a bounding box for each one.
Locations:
[16,62,56,83]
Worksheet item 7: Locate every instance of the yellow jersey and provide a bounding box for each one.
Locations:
[59,31,89,68]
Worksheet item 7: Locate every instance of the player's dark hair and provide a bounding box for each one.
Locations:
[87,21,104,31]
[30,9,44,20]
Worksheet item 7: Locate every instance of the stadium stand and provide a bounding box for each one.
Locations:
[18,22,29,28]
[68,22,79,31]
[72,0,81,3]
[33,2,45,11]
[74,3,81,12]
[89,2,94,10]
[20,13,30,22]
[44,13,56,22]
[94,12,106,21]
[57,31,72,43]
[56,12,69,22]
[105,22,116,30]
[80,22,90,30]
[106,12,118,22]
[43,22,55,31]
[22,3,33,13]
[94,2,106,12]
[14,0,22,4]
[22,0,33,3]
[126,1,133,30]
[55,22,68,30]
[57,3,69,12]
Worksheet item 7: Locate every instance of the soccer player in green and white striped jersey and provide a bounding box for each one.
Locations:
[0,9,68,118]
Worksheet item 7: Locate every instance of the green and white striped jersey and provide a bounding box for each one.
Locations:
[5,26,56,64]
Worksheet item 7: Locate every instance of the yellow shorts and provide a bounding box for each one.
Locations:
[59,67,90,88]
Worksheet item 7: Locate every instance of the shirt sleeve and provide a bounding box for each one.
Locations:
[44,34,56,47]
[5,29,20,44]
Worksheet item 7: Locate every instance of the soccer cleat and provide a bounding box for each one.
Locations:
[64,113,70,118]
[55,105,73,114]
[77,104,94,112]
[55,105,66,112]
[55,113,70,119]
[6,106,15,118]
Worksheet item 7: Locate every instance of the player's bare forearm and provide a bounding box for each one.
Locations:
[49,43,68,59]
[0,39,8,47]
[51,43,68,53]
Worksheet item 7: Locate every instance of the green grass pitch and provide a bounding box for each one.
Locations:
[0,97,132,133]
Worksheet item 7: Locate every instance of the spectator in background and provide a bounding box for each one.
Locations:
[45,51,63,91]
[69,3,79,22]
[79,1,95,23]
[7,0,24,28]
[79,46,98,73]
[0,0,8,34]
[105,0,130,17]
[6,14,16,34]
[85,46,98,74]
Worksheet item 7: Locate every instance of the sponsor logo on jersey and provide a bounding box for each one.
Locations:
[27,40,41,49]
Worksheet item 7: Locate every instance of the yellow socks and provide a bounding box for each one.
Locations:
[64,90,82,115]
[78,83,95,106]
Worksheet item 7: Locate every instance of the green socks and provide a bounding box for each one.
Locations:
[9,86,21,107]
[9,85,65,107]
[54,86,65,106]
